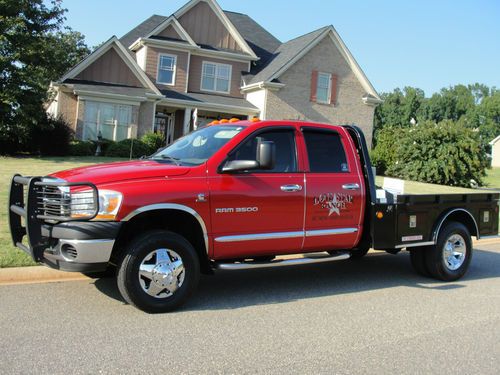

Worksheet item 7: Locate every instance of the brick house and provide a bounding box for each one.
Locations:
[48,0,381,146]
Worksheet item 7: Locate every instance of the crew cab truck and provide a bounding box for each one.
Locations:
[9,120,499,313]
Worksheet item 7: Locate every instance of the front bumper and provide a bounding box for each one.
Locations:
[8,174,121,273]
[41,222,122,272]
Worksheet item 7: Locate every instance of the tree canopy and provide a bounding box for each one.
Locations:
[0,0,90,153]
[372,84,500,187]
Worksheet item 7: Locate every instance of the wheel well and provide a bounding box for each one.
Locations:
[112,209,212,274]
[434,209,478,242]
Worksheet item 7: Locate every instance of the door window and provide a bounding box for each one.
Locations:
[227,129,297,173]
[303,130,348,173]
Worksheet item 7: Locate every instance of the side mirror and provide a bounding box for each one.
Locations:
[256,141,275,170]
[221,141,276,173]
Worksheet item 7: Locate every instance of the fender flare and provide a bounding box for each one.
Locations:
[122,203,209,254]
[432,208,479,243]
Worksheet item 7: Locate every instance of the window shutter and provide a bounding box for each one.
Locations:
[310,70,318,102]
[330,74,338,105]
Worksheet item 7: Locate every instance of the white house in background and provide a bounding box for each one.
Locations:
[489,135,500,167]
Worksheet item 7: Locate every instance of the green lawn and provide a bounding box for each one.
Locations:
[484,167,500,188]
[0,156,125,268]
[1,158,499,268]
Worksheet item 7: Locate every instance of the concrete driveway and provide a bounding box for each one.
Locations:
[1,242,499,374]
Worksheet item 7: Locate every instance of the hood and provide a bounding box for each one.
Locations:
[51,160,191,185]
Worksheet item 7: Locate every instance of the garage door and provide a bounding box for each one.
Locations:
[83,101,133,141]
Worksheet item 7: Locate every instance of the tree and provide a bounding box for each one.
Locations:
[386,120,488,187]
[0,0,90,153]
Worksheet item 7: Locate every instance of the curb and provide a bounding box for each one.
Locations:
[0,266,92,286]
[0,238,498,286]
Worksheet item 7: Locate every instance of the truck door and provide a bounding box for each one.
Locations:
[301,127,365,251]
[209,127,305,259]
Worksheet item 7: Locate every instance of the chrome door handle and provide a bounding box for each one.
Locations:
[280,184,303,192]
[342,183,360,190]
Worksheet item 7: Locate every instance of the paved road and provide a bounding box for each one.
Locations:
[1,243,500,374]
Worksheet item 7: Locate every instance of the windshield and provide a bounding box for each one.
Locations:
[150,125,244,166]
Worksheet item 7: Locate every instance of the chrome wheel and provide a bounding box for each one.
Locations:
[442,234,466,271]
[138,248,185,299]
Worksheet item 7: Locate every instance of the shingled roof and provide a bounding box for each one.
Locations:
[246,26,330,84]
[117,9,379,100]
[119,14,167,48]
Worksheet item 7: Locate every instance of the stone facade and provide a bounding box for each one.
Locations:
[264,37,376,146]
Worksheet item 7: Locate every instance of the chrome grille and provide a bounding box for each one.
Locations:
[37,185,71,218]
[35,180,98,221]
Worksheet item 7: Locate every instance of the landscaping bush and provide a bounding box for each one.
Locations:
[105,138,150,158]
[31,115,73,156]
[69,140,95,156]
[370,127,406,175]
[386,120,488,187]
[141,132,165,154]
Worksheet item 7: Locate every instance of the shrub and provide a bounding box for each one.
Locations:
[69,140,95,156]
[31,115,74,156]
[370,127,406,175]
[141,132,165,154]
[386,120,488,187]
[105,138,150,158]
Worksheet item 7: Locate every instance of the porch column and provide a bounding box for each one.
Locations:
[183,107,192,135]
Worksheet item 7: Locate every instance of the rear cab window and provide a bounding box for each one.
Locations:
[302,129,349,173]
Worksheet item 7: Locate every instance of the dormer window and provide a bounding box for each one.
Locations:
[201,61,231,94]
[157,54,177,85]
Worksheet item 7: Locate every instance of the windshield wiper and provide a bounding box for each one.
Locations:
[155,155,182,166]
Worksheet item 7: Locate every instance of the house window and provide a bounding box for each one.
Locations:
[201,61,231,93]
[157,54,176,85]
[83,101,133,141]
[316,72,331,104]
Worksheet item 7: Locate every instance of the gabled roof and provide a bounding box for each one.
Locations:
[119,15,167,50]
[248,26,329,84]
[246,25,381,102]
[173,0,257,58]
[60,36,161,95]
[490,135,500,145]
[144,15,197,46]
[223,11,281,65]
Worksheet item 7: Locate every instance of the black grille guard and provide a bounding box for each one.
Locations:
[8,175,98,261]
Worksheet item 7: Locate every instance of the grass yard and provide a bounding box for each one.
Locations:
[0,158,498,268]
[0,156,125,268]
[484,167,500,188]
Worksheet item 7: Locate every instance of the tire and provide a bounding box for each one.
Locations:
[117,230,200,313]
[409,247,430,277]
[349,245,370,259]
[425,221,472,281]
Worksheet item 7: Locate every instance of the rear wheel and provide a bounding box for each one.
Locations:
[117,230,200,313]
[409,247,430,277]
[425,221,472,281]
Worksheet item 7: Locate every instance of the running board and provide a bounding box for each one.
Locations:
[214,252,350,270]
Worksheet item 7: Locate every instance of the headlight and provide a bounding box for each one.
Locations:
[96,190,123,220]
[70,189,122,220]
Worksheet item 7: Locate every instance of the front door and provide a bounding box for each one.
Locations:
[209,128,305,259]
[301,128,365,251]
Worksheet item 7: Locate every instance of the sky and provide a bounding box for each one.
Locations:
[61,0,500,96]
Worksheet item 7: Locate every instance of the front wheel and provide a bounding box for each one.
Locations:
[425,221,472,281]
[117,230,200,313]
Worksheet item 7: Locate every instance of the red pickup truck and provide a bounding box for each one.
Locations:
[9,120,499,312]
